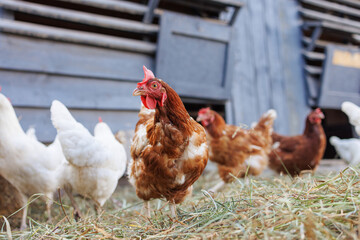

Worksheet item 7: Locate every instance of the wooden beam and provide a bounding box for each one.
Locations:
[199,0,244,8]
[0,6,12,19]
[305,74,320,99]
[332,0,360,9]
[302,50,325,61]
[300,8,360,30]
[304,65,322,75]
[0,19,156,54]
[303,20,360,35]
[301,0,360,18]
[302,36,358,49]
[56,0,161,16]
[143,0,160,24]
[0,0,159,34]
[321,20,360,34]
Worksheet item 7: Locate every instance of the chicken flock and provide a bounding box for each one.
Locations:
[0,66,355,229]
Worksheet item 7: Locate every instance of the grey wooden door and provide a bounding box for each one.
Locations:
[155,12,235,100]
[318,45,360,109]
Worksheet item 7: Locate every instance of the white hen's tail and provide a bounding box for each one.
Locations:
[51,100,79,131]
[51,100,100,167]
[26,127,37,141]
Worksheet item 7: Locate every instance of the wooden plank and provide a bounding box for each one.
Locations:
[56,0,161,16]
[0,5,12,19]
[305,65,322,75]
[321,20,360,34]
[300,8,360,30]
[305,74,320,98]
[332,0,360,9]
[231,0,259,126]
[301,0,360,18]
[0,34,154,81]
[0,0,159,34]
[0,19,156,54]
[199,0,244,8]
[302,36,358,49]
[143,0,160,24]
[263,0,289,134]
[276,0,310,134]
[0,69,139,110]
[353,33,360,42]
[248,0,271,115]
[302,50,325,61]
[14,107,140,142]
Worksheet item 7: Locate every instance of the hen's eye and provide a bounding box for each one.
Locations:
[151,83,157,88]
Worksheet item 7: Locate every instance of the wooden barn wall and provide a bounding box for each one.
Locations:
[231,0,310,135]
[0,33,154,142]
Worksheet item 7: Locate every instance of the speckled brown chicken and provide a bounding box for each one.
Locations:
[129,66,208,217]
[197,108,276,192]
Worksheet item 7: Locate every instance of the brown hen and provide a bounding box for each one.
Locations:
[197,108,276,192]
[129,66,208,217]
[269,108,326,176]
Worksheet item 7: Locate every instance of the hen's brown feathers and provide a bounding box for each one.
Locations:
[269,113,326,176]
[130,80,208,204]
[203,110,276,182]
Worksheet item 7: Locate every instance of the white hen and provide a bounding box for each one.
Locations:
[330,136,360,165]
[50,100,127,216]
[0,93,65,229]
[341,101,360,136]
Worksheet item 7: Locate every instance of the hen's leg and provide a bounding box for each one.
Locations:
[169,202,177,218]
[45,196,53,223]
[142,201,151,218]
[208,180,225,194]
[93,200,103,215]
[64,184,82,221]
[20,197,28,230]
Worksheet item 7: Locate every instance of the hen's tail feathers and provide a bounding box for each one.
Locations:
[254,109,277,131]
[26,127,37,141]
[329,136,340,147]
[51,100,78,131]
[115,131,127,145]
[342,101,360,127]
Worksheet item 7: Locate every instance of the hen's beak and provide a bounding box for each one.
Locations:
[318,112,325,119]
[133,88,146,96]
[196,115,204,122]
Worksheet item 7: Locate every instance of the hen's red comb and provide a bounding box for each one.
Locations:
[142,65,155,83]
[315,108,322,114]
[98,117,103,123]
[0,86,2,92]
[198,107,211,114]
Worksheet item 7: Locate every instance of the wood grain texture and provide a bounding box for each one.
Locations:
[0,69,139,110]
[230,0,309,135]
[156,12,234,100]
[14,107,140,142]
[0,19,156,54]
[0,0,159,34]
[0,34,154,81]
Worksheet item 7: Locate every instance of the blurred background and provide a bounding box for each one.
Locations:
[0,0,359,158]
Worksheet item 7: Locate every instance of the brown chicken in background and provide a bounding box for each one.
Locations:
[197,108,277,193]
[269,108,326,176]
[129,66,208,217]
